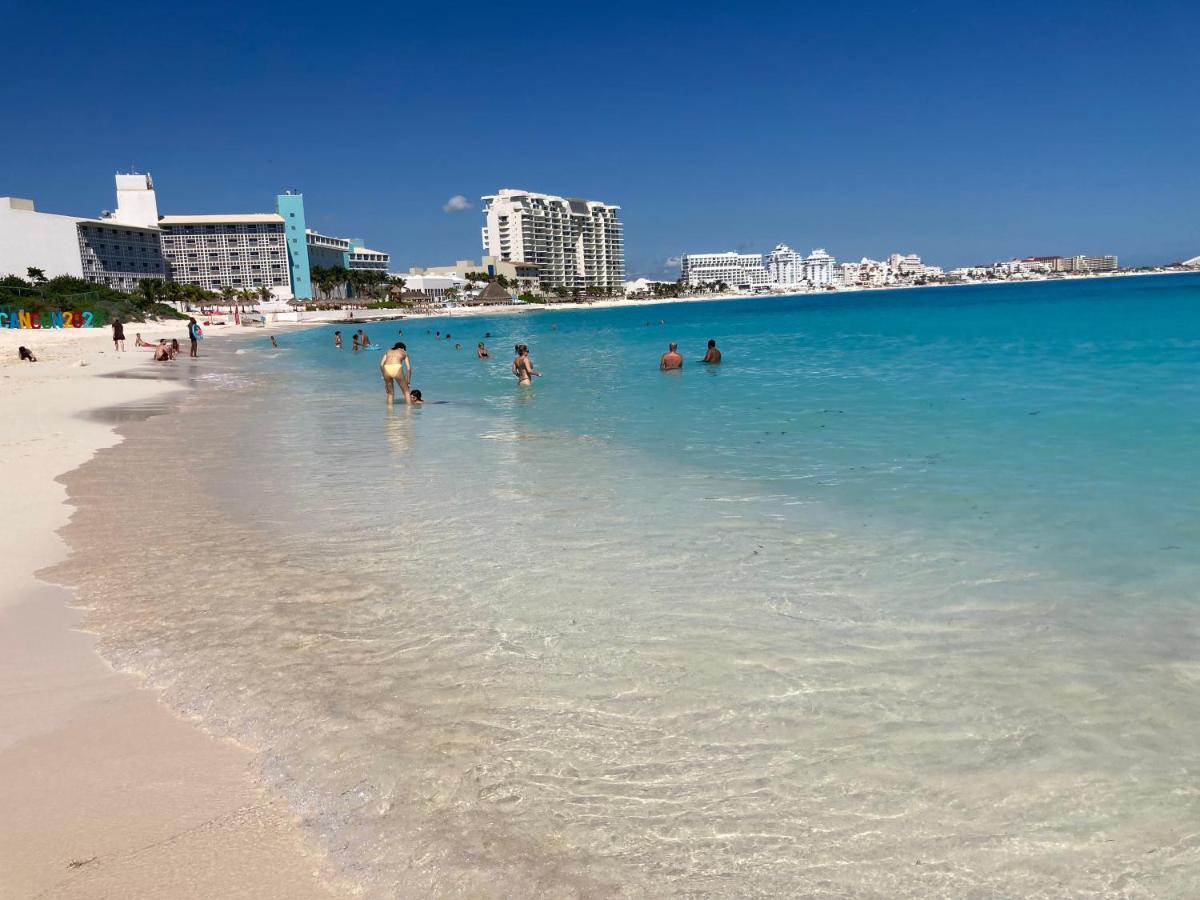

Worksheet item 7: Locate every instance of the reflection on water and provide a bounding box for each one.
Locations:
[46,281,1200,898]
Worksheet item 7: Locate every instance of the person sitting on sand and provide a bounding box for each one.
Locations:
[477,342,489,359]
[153,340,171,362]
[512,344,541,385]
[660,342,683,370]
[379,342,412,406]
[702,339,722,364]
[18,346,37,362]
[169,339,181,359]
[334,330,343,349]
[135,333,153,348]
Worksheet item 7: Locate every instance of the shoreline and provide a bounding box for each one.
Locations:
[0,322,343,899]
[351,267,1196,323]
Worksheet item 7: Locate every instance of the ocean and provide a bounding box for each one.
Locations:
[52,274,1200,897]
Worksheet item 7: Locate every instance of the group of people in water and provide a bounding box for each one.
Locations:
[338,322,722,406]
[660,339,722,370]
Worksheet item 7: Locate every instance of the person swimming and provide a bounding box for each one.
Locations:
[408,389,423,404]
[379,342,412,405]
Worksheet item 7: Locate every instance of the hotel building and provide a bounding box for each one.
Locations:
[680,252,770,291]
[159,191,313,300]
[0,173,166,291]
[481,189,624,292]
[1067,254,1118,273]
[305,232,390,273]
[409,256,540,295]
[348,240,390,272]
[803,248,836,286]
[767,244,802,286]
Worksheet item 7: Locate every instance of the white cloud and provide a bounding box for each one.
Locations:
[664,255,682,269]
[443,194,472,213]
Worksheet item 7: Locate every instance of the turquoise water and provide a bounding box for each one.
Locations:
[60,274,1200,897]
[285,274,1199,589]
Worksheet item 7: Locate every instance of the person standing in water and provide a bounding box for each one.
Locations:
[702,339,722,364]
[380,342,412,405]
[111,318,125,352]
[659,342,683,370]
[512,344,541,385]
[270,335,279,348]
[187,317,202,358]
[334,330,343,349]
[476,341,489,358]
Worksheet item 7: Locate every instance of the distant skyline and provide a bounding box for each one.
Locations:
[3,0,1198,277]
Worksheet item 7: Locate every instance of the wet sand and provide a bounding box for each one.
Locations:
[0,324,341,899]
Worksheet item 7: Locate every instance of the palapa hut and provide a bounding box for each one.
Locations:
[467,281,516,306]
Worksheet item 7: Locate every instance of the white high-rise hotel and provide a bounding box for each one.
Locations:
[481,189,624,293]
[680,252,770,291]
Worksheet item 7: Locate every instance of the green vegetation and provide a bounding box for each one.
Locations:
[0,274,185,325]
[309,266,392,302]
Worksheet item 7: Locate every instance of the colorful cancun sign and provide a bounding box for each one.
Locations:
[0,309,101,328]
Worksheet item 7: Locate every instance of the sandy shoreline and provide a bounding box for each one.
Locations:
[0,322,342,899]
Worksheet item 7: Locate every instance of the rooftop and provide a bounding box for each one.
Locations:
[159,213,284,225]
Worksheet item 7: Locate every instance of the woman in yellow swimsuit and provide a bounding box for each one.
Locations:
[379,342,412,405]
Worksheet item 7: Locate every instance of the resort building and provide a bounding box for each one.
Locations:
[158,190,312,300]
[0,173,166,291]
[767,244,803,287]
[481,189,624,293]
[347,240,389,272]
[1066,254,1118,273]
[397,272,470,301]
[680,252,770,291]
[803,248,836,286]
[306,232,390,274]
[888,253,925,277]
[408,256,540,294]
[306,230,352,269]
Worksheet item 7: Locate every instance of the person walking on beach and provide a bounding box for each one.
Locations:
[660,343,683,370]
[380,342,412,405]
[702,339,722,364]
[187,317,202,358]
[111,318,125,352]
[334,330,343,349]
[512,344,541,385]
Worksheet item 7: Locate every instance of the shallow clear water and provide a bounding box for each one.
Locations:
[54,275,1200,897]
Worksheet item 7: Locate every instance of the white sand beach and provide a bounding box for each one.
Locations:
[0,323,341,899]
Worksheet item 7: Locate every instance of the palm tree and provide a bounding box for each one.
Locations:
[258,285,273,305]
[444,287,459,304]
[137,278,160,305]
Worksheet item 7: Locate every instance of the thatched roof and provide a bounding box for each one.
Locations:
[467,281,514,305]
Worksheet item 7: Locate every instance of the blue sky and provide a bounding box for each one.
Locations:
[3,0,1197,275]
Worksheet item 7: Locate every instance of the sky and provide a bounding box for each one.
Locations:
[3,0,1198,276]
